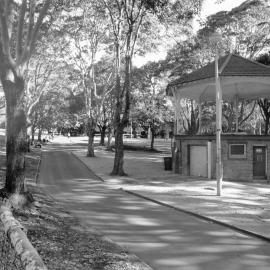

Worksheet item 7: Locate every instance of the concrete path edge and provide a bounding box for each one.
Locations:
[71,151,270,244]
[121,189,270,243]
[71,152,105,182]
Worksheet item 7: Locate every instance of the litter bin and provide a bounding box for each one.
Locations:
[164,157,172,171]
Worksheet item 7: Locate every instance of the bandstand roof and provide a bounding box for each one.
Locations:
[167,54,270,102]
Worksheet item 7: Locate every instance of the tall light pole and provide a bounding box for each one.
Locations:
[210,32,223,196]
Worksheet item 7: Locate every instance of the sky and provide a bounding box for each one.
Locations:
[201,0,247,17]
[134,0,247,67]
[194,0,247,30]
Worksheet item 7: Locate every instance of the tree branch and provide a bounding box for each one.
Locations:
[239,101,257,126]
[102,0,118,37]
[258,99,267,121]
[130,9,144,57]
[29,0,51,52]
[0,96,5,110]
[0,0,15,66]
[21,0,51,64]
[16,0,27,61]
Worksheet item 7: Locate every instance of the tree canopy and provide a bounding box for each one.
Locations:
[2,0,270,194]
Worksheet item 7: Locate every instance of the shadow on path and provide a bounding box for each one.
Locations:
[39,144,270,270]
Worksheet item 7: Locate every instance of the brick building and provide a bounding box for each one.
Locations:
[173,135,270,180]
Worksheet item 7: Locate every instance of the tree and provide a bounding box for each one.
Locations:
[102,0,202,176]
[222,99,257,132]
[131,62,173,149]
[25,45,58,128]
[179,99,200,134]
[257,98,270,135]
[0,0,51,195]
[197,0,270,58]
[102,0,146,175]
[60,1,113,157]
[164,1,270,135]
[95,60,116,147]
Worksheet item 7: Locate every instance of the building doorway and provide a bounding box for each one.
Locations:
[190,146,207,177]
[253,146,266,179]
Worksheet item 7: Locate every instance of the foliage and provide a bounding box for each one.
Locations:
[100,0,203,175]
[162,1,270,135]
[58,0,114,156]
[0,0,51,194]
[131,62,173,145]
[197,0,270,58]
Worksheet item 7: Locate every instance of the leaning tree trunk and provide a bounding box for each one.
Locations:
[86,117,96,157]
[3,79,27,194]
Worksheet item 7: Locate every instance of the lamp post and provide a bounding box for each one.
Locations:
[210,32,223,196]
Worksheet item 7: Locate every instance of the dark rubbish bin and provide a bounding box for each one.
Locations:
[164,157,172,170]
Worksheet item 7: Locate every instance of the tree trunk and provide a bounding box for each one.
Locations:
[31,126,35,142]
[38,129,42,141]
[111,25,132,175]
[99,126,106,146]
[228,118,234,132]
[107,127,113,151]
[111,57,130,176]
[150,127,155,150]
[265,116,269,135]
[110,125,125,176]
[4,80,27,194]
[87,133,95,157]
[86,117,96,157]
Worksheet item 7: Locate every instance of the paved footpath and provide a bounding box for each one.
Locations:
[71,140,270,241]
[39,140,270,270]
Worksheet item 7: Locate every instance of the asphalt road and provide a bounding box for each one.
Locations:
[39,143,270,270]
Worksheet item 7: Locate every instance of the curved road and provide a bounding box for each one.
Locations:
[39,143,270,270]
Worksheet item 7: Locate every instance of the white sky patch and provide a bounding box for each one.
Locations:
[201,0,247,17]
[193,0,247,31]
[133,50,167,68]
